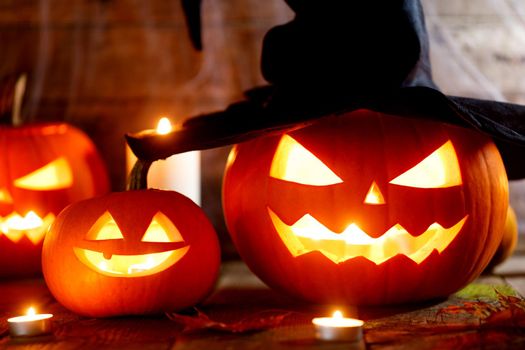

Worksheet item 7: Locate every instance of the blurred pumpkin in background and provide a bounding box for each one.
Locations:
[0,74,110,277]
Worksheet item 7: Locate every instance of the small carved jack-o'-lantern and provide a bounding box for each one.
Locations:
[43,190,220,317]
[0,123,109,277]
[223,110,509,305]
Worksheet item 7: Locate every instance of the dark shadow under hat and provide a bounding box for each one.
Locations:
[127,0,525,179]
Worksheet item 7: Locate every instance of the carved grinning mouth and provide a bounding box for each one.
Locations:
[268,208,467,265]
[0,212,55,244]
[73,246,190,278]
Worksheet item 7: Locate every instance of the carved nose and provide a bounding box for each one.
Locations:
[0,188,13,204]
[363,181,385,205]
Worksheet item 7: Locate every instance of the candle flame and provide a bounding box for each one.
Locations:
[156,117,173,134]
[27,307,36,316]
[333,310,343,319]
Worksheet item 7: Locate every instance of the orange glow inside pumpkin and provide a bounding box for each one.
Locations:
[270,135,343,186]
[269,208,467,264]
[268,135,466,265]
[0,211,55,244]
[389,141,462,188]
[364,182,385,205]
[74,211,189,277]
[0,158,77,245]
[13,157,73,190]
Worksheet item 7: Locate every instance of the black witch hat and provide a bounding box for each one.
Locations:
[127,0,525,179]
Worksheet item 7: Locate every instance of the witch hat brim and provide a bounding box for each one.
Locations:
[126,0,525,179]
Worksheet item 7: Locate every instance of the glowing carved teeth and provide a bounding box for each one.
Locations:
[0,212,55,244]
[268,208,467,265]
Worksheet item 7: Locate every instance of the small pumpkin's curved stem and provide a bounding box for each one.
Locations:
[127,159,153,190]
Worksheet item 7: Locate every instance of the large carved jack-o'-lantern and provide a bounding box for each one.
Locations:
[123,0,524,306]
[43,190,220,317]
[223,110,509,305]
[0,122,109,277]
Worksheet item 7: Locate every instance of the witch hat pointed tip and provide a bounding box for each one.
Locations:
[181,0,203,51]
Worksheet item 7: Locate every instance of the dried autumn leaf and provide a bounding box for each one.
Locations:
[166,308,292,333]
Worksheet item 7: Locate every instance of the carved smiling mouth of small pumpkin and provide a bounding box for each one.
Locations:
[73,246,190,278]
[268,208,467,265]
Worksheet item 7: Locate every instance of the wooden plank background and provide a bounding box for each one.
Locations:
[0,0,292,257]
[1,0,525,256]
[423,0,525,235]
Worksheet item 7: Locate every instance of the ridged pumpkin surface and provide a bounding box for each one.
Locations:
[223,110,508,305]
[43,190,220,317]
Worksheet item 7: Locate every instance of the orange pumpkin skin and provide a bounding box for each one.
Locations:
[43,190,220,317]
[0,123,109,277]
[485,205,518,271]
[223,110,508,305]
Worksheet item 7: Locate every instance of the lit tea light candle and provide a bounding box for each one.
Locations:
[8,307,53,337]
[312,310,364,342]
[126,117,201,205]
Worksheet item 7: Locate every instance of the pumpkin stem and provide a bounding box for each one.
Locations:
[12,74,27,127]
[127,159,153,191]
[0,73,26,125]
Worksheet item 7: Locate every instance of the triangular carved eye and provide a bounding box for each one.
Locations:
[14,157,73,190]
[270,135,343,186]
[141,212,183,243]
[389,140,462,188]
[86,212,124,240]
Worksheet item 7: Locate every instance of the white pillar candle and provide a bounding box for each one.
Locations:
[312,310,364,342]
[126,117,201,206]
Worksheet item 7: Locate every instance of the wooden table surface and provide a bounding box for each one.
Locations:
[1,248,525,350]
